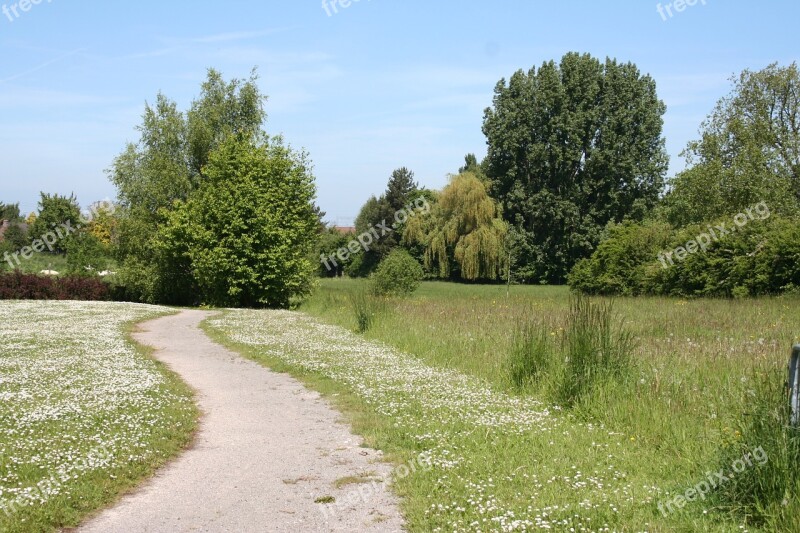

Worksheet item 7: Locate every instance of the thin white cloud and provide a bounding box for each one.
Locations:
[0,48,88,84]
[188,27,298,44]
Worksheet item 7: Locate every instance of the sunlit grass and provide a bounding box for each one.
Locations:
[0,301,197,532]
[208,279,800,531]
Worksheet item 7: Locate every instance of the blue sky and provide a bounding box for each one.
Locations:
[1,1,798,226]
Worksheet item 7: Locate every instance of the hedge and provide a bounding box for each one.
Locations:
[0,272,111,301]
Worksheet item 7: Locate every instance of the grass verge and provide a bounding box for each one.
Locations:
[0,302,198,532]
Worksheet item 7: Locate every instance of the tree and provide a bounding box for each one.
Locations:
[483,52,668,283]
[85,203,118,246]
[2,223,28,250]
[0,203,22,222]
[385,167,418,212]
[458,154,485,179]
[187,68,266,179]
[109,69,269,303]
[65,231,108,276]
[30,193,82,254]
[661,63,800,227]
[159,137,318,307]
[404,172,508,281]
[348,168,422,277]
[316,226,352,277]
[0,203,28,253]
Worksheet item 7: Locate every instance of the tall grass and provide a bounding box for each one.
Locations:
[349,289,385,333]
[714,367,800,528]
[298,279,800,531]
[508,318,552,389]
[508,295,635,407]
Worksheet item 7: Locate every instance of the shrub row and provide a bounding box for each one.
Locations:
[0,272,111,301]
[569,215,800,297]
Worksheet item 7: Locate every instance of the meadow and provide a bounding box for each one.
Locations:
[0,302,196,532]
[207,279,800,531]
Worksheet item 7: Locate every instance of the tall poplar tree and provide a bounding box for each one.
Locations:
[483,52,668,283]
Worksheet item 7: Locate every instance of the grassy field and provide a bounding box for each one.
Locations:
[0,301,197,532]
[1,252,118,276]
[1,253,68,274]
[207,279,800,532]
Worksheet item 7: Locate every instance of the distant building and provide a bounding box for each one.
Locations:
[334,226,356,235]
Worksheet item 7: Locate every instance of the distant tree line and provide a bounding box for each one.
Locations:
[8,55,798,302]
[326,56,799,296]
[1,195,115,275]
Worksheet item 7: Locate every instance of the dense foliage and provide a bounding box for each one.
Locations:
[659,63,800,226]
[570,215,800,297]
[29,193,82,254]
[571,63,800,297]
[404,172,508,281]
[346,168,422,277]
[158,137,318,308]
[369,249,424,297]
[483,52,668,283]
[108,69,318,307]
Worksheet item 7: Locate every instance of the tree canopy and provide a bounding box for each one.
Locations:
[159,137,318,307]
[661,62,800,227]
[30,193,82,254]
[108,69,317,307]
[405,172,508,281]
[483,52,668,283]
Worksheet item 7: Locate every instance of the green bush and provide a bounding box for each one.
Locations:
[570,215,800,297]
[369,249,423,297]
[158,137,319,308]
[568,221,672,295]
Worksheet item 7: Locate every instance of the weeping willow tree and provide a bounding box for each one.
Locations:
[404,172,508,280]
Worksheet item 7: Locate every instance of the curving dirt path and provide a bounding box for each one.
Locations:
[77,310,404,533]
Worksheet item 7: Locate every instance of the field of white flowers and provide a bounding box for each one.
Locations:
[208,310,700,532]
[0,301,196,532]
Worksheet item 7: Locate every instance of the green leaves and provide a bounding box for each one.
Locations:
[404,172,507,281]
[159,137,318,308]
[110,69,310,307]
[662,63,800,226]
[483,52,668,283]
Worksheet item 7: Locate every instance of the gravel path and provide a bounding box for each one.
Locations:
[76,310,404,533]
